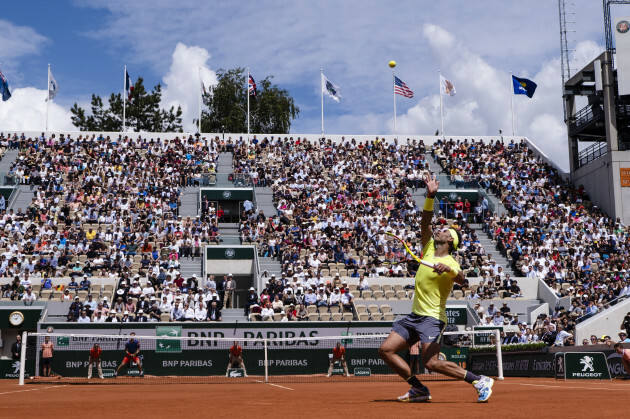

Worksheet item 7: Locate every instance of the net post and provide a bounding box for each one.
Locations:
[18,331,27,386]
[264,338,269,383]
[494,329,504,380]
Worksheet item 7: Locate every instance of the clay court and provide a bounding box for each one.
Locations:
[0,377,626,418]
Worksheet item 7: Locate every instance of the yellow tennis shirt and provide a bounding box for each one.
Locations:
[411,239,461,323]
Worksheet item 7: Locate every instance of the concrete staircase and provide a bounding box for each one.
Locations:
[218,222,242,246]
[254,186,275,217]
[217,152,233,173]
[9,185,36,211]
[221,308,248,322]
[178,256,203,279]
[179,187,200,217]
[470,223,518,277]
[0,148,19,176]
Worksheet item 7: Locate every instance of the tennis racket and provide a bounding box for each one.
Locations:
[366,232,435,269]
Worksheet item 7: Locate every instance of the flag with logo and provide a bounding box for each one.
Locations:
[512,75,537,98]
[125,70,134,101]
[394,76,414,98]
[202,82,212,106]
[322,73,341,102]
[0,70,11,102]
[440,74,456,96]
[248,74,256,96]
[47,68,59,101]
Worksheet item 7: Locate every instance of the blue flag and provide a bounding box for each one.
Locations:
[512,75,536,98]
[0,70,11,101]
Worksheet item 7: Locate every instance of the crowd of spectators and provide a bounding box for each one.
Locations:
[432,137,630,324]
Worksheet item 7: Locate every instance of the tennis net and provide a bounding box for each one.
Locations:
[20,329,503,385]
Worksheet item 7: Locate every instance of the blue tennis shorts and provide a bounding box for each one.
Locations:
[392,313,446,346]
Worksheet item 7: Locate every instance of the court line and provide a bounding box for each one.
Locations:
[505,382,629,391]
[266,383,294,390]
[0,385,67,396]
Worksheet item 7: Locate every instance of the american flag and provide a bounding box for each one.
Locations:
[248,75,256,96]
[394,76,414,98]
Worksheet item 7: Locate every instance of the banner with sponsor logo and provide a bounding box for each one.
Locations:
[470,351,555,377]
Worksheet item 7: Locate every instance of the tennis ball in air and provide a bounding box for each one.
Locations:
[389,61,396,68]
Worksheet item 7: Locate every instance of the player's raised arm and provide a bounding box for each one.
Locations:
[420,174,439,248]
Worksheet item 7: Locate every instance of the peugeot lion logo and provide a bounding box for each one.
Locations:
[580,356,595,372]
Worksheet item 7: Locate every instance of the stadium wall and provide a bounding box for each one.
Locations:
[574,297,630,343]
[9,130,523,147]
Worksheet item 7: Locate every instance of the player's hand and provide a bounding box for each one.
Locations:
[424,173,439,197]
[432,262,452,274]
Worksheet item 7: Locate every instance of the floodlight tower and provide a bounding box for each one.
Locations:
[558,0,576,121]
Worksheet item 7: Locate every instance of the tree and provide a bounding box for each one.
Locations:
[199,68,299,134]
[70,77,183,132]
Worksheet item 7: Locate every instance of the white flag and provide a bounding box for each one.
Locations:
[201,82,212,106]
[48,68,59,101]
[440,74,456,96]
[322,73,341,102]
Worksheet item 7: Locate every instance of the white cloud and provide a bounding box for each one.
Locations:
[0,88,74,132]
[392,25,604,172]
[0,19,49,78]
[161,43,218,132]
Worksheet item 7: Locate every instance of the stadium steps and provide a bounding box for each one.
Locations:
[0,148,20,174]
[253,186,276,218]
[258,256,283,280]
[179,186,200,217]
[179,255,203,279]
[217,152,233,172]
[221,308,248,322]
[469,223,518,277]
[9,184,36,211]
[218,222,242,245]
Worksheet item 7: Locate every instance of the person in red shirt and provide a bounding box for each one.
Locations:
[327,342,350,377]
[226,341,248,377]
[88,343,104,379]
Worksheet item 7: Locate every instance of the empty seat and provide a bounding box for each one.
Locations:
[331,313,343,321]
[354,304,367,315]
[384,290,395,299]
[395,290,407,299]
[308,313,320,321]
[40,290,54,300]
[452,290,464,299]
[383,313,395,321]
[381,284,392,292]
[380,305,392,314]
[273,314,282,321]
[372,290,384,299]
[367,304,379,315]
[306,306,318,314]
[393,284,403,292]
[360,290,373,299]
[370,285,381,292]
[342,313,354,321]
[249,313,260,322]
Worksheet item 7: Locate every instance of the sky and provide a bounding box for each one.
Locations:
[0,0,628,171]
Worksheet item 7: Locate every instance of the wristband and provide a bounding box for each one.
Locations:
[447,268,459,279]
[423,197,435,212]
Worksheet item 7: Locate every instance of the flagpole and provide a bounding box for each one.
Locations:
[46,63,50,132]
[510,70,515,136]
[123,65,126,133]
[393,69,397,137]
[247,68,251,140]
[198,67,202,134]
[321,68,324,136]
[439,70,444,140]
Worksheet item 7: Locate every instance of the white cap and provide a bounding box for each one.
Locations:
[249,287,255,291]
[138,310,143,314]
[281,311,286,314]
[124,311,129,315]
[192,274,197,278]
[228,273,233,276]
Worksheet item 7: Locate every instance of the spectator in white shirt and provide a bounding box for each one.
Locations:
[170,302,184,321]
[261,303,274,321]
[142,282,155,297]
[329,288,342,307]
[194,304,207,321]
[93,311,106,323]
[22,288,37,301]
[78,310,91,323]
[358,275,369,291]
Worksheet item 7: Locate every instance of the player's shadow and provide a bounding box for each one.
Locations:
[372,400,462,404]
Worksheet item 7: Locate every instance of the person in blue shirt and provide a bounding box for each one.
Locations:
[114,332,144,377]
[78,275,91,291]
[67,278,79,291]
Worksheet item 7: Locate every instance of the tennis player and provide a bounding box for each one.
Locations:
[87,343,104,379]
[614,342,630,380]
[114,332,144,377]
[378,174,494,403]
